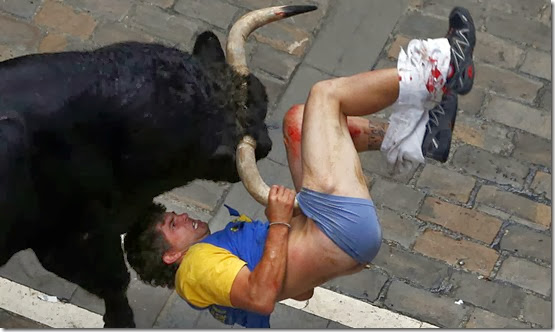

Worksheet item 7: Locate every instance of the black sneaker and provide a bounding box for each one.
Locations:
[421,90,458,162]
[445,7,476,95]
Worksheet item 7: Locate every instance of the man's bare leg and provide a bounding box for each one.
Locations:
[296,68,400,199]
[283,105,387,192]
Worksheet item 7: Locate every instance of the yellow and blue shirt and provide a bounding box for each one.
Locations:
[174,205,270,328]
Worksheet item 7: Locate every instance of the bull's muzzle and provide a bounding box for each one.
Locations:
[228,5,316,207]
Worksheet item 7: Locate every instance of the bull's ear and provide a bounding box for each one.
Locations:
[193,31,225,64]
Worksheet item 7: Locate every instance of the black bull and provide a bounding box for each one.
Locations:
[0,32,272,327]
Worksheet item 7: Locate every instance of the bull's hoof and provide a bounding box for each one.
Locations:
[103,308,135,328]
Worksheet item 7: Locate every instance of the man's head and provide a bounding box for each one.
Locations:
[124,203,210,288]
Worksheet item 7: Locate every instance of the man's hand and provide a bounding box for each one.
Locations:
[265,185,296,224]
[230,185,294,315]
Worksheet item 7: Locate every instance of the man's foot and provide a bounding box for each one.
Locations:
[421,90,458,162]
[445,7,476,95]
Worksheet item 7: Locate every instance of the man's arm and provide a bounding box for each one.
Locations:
[229,185,295,315]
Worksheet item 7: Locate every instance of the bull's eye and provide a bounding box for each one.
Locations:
[170,218,175,229]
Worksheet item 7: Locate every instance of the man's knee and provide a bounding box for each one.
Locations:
[282,104,304,145]
[309,79,338,102]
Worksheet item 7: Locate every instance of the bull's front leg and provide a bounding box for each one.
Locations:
[33,228,135,328]
[103,289,135,328]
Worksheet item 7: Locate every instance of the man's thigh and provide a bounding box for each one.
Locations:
[299,94,369,200]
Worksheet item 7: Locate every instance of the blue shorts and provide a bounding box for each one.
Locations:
[296,188,382,264]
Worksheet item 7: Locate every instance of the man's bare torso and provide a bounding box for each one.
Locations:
[276,213,363,301]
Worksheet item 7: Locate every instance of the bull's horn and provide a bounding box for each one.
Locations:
[236,135,299,208]
[226,5,317,76]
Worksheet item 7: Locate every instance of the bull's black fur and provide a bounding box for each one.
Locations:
[0,31,272,327]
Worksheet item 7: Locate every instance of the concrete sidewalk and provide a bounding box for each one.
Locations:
[0,0,551,328]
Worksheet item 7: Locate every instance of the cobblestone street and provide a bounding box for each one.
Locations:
[0,0,551,328]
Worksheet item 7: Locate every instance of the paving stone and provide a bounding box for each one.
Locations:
[252,21,312,57]
[64,0,133,21]
[126,268,173,328]
[39,33,67,52]
[370,179,426,215]
[0,249,77,300]
[0,307,48,328]
[327,320,349,329]
[512,131,551,167]
[387,34,410,60]
[143,0,175,9]
[270,303,329,328]
[70,286,105,315]
[384,280,469,328]
[486,12,551,51]
[453,115,514,156]
[195,309,232,328]
[34,1,98,39]
[521,49,551,81]
[373,244,449,289]
[483,0,549,20]
[359,150,416,184]
[413,230,499,276]
[449,270,528,318]
[373,57,397,71]
[153,193,213,223]
[0,45,28,62]
[250,43,301,81]
[466,308,529,328]
[376,208,420,248]
[459,88,485,116]
[268,64,332,165]
[322,268,388,302]
[252,69,287,110]
[153,292,201,328]
[540,84,552,112]
[231,0,331,34]
[92,22,155,45]
[398,11,447,39]
[531,171,552,200]
[166,179,228,212]
[477,185,551,229]
[474,63,543,103]
[63,37,96,51]
[0,0,42,19]
[500,224,551,262]
[417,164,475,203]
[128,4,199,45]
[522,295,552,328]
[474,32,525,69]
[306,0,408,76]
[496,256,551,296]
[0,14,41,49]
[484,96,550,140]
[418,197,502,244]
[452,145,529,188]
[174,0,240,30]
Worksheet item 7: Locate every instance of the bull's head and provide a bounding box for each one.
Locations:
[191,5,316,192]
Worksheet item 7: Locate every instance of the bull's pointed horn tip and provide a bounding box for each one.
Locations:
[278,5,318,17]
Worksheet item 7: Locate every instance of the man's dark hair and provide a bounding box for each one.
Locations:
[124,203,179,288]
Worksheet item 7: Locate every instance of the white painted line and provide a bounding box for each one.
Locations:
[0,277,103,328]
[0,276,437,328]
[280,287,438,328]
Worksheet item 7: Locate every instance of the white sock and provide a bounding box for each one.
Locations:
[381,38,451,174]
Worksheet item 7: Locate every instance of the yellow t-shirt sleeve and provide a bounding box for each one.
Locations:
[175,243,247,308]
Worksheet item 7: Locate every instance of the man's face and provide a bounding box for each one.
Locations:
[157,212,210,263]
